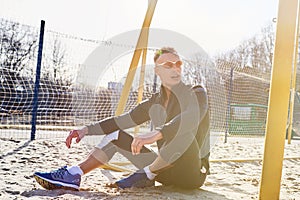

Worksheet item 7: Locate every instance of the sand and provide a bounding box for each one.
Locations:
[0,133,299,200]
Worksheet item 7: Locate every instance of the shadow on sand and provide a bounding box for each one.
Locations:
[21,185,232,200]
[0,139,31,159]
[21,188,110,199]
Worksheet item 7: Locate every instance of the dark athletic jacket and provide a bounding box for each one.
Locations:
[87,81,210,171]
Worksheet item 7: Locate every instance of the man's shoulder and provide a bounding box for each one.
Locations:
[191,85,207,95]
[190,85,208,105]
[191,84,205,90]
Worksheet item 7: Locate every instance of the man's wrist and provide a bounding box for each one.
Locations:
[80,126,88,138]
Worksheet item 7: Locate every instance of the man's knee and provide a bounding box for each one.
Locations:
[96,131,120,149]
[89,147,110,164]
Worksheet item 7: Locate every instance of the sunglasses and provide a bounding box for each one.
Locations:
[156,60,182,69]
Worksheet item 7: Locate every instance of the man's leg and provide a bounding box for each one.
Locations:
[68,130,157,176]
[78,147,109,174]
[111,130,157,169]
[33,141,110,191]
[108,132,207,189]
[33,131,116,190]
[155,140,207,189]
[67,129,158,174]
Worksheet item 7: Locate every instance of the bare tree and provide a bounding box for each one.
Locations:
[42,36,68,83]
[0,18,37,73]
[182,52,214,87]
[52,38,66,80]
[214,22,275,77]
[260,23,275,69]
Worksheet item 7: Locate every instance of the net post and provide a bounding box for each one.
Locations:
[30,20,45,141]
[259,0,299,199]
[115,0,157,116]
[224,67,234,143]
[287,7,300,144]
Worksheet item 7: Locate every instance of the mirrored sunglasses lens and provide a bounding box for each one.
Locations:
[164,62,174,68]
[175,61,182,68]
[159,60,182,69]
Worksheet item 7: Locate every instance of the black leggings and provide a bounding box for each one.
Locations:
[100,130,207,189]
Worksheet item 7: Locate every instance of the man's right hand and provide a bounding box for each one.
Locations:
[65,126,88,148]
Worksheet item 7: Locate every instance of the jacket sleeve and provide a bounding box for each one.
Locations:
[87,95,154,135]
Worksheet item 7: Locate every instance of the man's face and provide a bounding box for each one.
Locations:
[155,53,182,88]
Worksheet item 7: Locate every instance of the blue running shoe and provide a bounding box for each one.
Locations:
[34,166,81,191]
[115,169,154,189]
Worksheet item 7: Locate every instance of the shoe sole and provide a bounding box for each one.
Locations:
[34,175,79,191]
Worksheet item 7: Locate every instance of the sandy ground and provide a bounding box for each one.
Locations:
[0,133,299,200]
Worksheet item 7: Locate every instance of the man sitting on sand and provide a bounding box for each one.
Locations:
[34,47,210,190]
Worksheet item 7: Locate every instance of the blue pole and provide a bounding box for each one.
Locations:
[31,20,45,140]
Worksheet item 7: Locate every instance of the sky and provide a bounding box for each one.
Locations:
[0,0,279,56]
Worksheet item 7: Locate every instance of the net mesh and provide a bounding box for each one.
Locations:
[216,60,271,136]
[1,18,300,140]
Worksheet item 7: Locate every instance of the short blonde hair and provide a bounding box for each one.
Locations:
[154,47,179,62]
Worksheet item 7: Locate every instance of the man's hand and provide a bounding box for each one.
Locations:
[65,126,88,148]
[131,131,163,155]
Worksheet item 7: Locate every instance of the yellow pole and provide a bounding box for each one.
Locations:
[259,0,300,199]
[287,11,300,144]
[138,48,147,105]
[115,0,157,116]
[101,0,157,173]
[134,48,148,135]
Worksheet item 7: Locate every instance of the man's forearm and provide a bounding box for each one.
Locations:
[87,113,139,135]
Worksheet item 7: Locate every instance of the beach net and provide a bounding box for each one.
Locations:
[1,18,300,140]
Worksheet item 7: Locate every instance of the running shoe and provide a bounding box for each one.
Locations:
[115,169,154,189]
[34,166,81,191]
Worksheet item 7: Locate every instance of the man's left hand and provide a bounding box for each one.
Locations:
[131,131,163,155]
